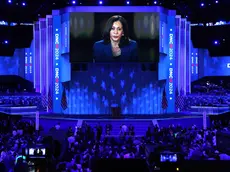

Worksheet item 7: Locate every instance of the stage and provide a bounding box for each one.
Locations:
[0,105,207,135]
[0,105,204,119]
[25,111,203,120]
[23,112,205,136]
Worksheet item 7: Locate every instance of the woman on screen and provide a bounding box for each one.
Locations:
[93,15,138,62]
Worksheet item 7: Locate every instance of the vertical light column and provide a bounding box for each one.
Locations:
[175,16,181,91]
[158,14,168,81]
[52,10,62,113]
[46,16,53,93]
[186,22,191,93]
[43,15,54,112]
[43,19,47,92]
[160,21,164,52]
[33,22,40,92]
[39,18,46,93]
[61,13,70,54]
[159,14,166,53]
[180,19,186,95]
[61,13,71,83]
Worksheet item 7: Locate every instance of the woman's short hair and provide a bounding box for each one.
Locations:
[102,15,130,47]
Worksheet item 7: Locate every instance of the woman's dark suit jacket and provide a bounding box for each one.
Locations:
[93,40,138,62]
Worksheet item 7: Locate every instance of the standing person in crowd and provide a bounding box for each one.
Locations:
[96,123,102,141]
[105,123,112,136]
[129,124,135,136]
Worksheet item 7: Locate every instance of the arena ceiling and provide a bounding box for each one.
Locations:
[0,0,229,56]
[0,0,229,23]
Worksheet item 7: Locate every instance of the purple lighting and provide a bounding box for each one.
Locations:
[99,1,103,5]
[4,40,8,44]
[72,1,76,4]
[214,41,218,45]
[154,1,157,4]
[201,3,204,7]
[22,2,26,6]
[126,1,130,5]
[215,1,218,3]
[8,0,12,3]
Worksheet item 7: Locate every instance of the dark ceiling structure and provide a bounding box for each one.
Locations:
[0,0,229,56]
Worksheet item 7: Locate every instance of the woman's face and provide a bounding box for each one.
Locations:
[110,21,123,43]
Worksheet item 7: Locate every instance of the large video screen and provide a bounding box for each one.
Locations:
[70,12,159,62]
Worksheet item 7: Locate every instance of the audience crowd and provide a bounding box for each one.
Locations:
[178,95,230,111]
[52,119,230,172]
[0,96,41,107]
[0,108,229,170]
[0,115,228,171]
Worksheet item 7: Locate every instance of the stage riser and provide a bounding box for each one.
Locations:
[0,106,37,115]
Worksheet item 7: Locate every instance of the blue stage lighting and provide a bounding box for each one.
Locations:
[72,0,76,4]
[126,1,130,5]
[153,1,157,4]
[201,3,204,7]
[22,2,26,6]
[215,1,218,3]
[4,40,8,44]
[8,0,12,3]
[214,41,218,45]
[99,1,103,5]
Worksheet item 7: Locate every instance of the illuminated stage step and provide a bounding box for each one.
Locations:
[0,106,37,115]
[84,120,151,136]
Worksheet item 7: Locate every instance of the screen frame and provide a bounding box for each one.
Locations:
[53,6,176,16]
[55,7,176,63]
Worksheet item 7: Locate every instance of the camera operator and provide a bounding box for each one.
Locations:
[96,123,102,141]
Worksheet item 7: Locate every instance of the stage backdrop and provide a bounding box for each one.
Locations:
[197,49,230,78]
[204,56,230,76]
[64,64,165,115]
[0,49,25,78]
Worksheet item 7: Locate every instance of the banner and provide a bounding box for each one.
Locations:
[195,53,198,74]
[166,15,176,112]
[25,53,28,75]
[53,14,62,113]
[25,48,33,81]
[191,48,199,81]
